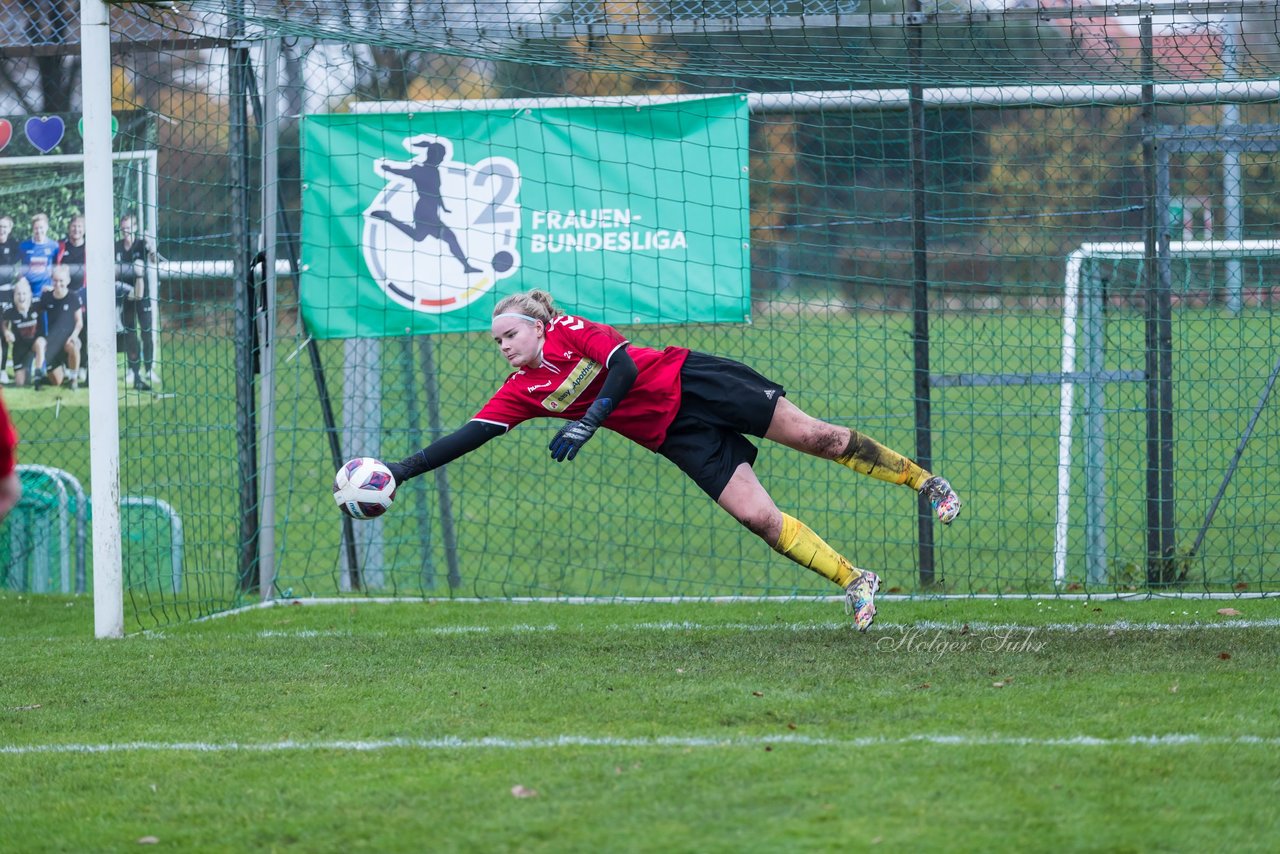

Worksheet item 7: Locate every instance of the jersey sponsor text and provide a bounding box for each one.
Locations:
[541,358,602,412]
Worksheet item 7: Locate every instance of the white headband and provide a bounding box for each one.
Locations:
[493,312,541,324]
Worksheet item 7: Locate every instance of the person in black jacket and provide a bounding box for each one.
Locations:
[115,213,155,391]
[0,215,21,384]
[57,214,88,383]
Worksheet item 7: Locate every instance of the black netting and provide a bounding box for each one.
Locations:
[2,3,1279,626]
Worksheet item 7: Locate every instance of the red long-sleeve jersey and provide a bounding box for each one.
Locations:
[473,314,689,451]
[0,393,17,477]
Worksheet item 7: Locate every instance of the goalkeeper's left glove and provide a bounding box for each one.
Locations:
[549,398,613,462]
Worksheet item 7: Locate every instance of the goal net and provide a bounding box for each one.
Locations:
[7,2,1280,631]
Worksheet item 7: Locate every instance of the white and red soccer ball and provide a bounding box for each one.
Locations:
[333,457,396,520]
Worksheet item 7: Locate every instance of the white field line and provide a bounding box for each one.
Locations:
[138,617,1280,640]
[887,617,1280,632]
[228,618,1280,640]
[3,733,1279,756]
[192,591,1280,623]
[618,618,1280,633]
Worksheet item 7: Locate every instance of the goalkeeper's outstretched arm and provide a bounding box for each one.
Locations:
[386,420,504,485]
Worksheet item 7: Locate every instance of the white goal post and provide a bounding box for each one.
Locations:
[1055,239,1280,586]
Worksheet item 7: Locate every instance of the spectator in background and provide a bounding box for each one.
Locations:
[115,212,155,391]
[57,214,88,384]
[37,265,83,391]
[0,215,18,277]
[0,389,18,522]
[2,278,44,387]
[56,214,87,291]
[20,213,59,300]
[0,215,19,385]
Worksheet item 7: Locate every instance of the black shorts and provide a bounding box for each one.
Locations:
[44,324,78,369]
[11,337,36,370]
[657,351,786,499]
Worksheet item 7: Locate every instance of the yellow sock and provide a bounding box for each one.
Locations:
[772,513,861,588]
[835,430,929,490]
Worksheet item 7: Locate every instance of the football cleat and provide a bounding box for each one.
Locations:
[921,476,962,525]
[844,570,880,632]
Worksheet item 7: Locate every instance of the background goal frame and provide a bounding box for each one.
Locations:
[1057,238,1280,585]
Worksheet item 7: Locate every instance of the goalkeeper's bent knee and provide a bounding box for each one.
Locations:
[772,513,859,588]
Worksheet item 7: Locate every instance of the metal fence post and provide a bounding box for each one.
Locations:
[908,1,936,587]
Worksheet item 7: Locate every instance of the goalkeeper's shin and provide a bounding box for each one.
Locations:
[772,513,863,588]
[834,430,929,490]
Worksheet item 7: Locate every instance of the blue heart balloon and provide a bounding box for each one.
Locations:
[25,116,65,153]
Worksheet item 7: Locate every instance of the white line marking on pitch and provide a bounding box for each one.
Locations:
[3,734,1279,755]
[237,617,1280,640]
[889,617,1280,632]
[626,618,1280,632]
[190,592,1280,626]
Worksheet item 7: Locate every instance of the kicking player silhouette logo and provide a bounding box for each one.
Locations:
[370,140,481,274]
[363,134,522,313]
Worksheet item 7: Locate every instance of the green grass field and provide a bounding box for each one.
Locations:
[2,595,1279,851]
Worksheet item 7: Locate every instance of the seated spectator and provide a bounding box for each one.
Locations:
[37,265,83,390]
[1,278,45,387]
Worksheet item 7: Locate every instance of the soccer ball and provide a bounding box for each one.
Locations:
[332,457,396,520]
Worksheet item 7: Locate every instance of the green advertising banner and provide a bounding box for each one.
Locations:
[300,94,750,338]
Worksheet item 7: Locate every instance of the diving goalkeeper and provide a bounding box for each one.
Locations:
[385,289,961,631]
[0,390,19,521]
